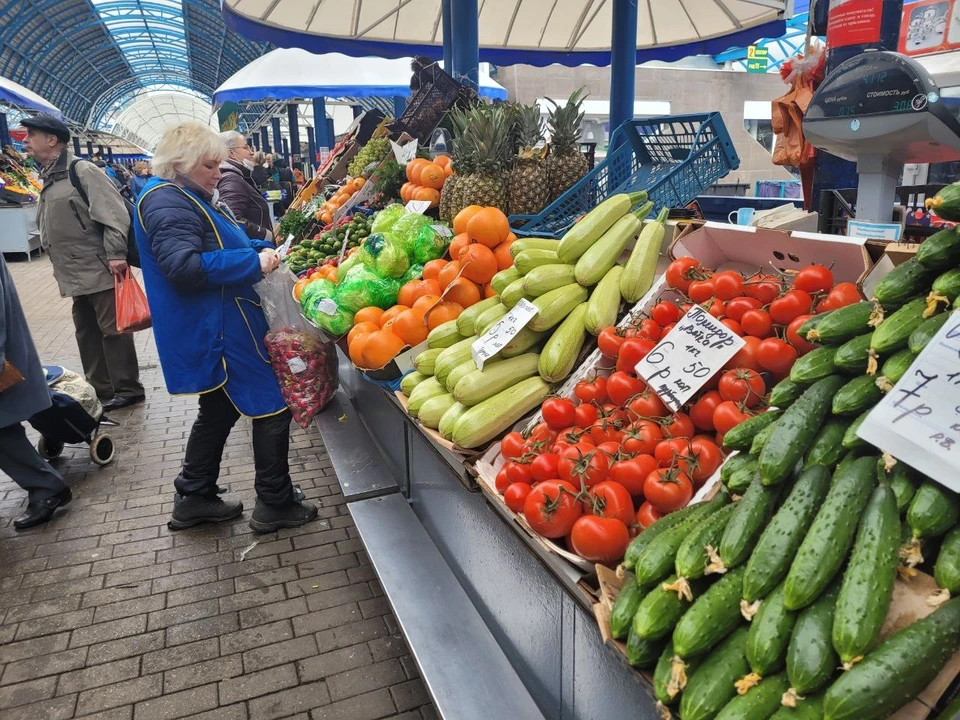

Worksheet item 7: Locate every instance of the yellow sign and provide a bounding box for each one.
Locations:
[747,45,769,73]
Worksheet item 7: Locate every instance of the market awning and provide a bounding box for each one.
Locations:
[0,75,62,118]
[211,48,508,105]
[221,0,787,67]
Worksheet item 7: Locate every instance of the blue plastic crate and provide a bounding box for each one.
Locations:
[510,113,739,238]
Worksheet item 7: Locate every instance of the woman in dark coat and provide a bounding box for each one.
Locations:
[218,131,275,243]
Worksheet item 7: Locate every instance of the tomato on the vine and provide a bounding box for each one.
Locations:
[601,404,629,426]
[721,318,743,335]
[637,318,662,342]
[689,390,723,431]
[666,257,702,293]
[529,452,561,483]
[718,368,766,407]
[654,437,695,470]
[661,411,695,439]
[503,460,533,485]
[504,483,532,513]
[712,270,745,301]
[627,390,669,420]
[558,446,609,488]
[741,309,774,338]
[786,313,818,354]
[523,479,582,538]
[725,296,763,322]
[704,298,726,318]
[609,454,658,496]
[793,265,834,294]
[712,400,751,436]
[542,397,576,430]
[644,468,694,512]
[553,427,588,453]
[589,481,635,525]
[606,371,646,406]
[596,440,621,457]
[574,376,608,405]
[757,337,798,376]
[574,403,599,427]
[501,432,526,461]
[744,273,782,304]
[690,439,723,486]
[824,281,861,309]
[495,468,511,493]
[769,289,813,325]
[660,322,676,336]
[651,301,681,326]
[688,278,715,304]
[617,338,656,373]
[597,327,630,359]
[621,420,663,455]
[636,501,663,528]
[589,419,624,446]
[528,422,557,448]
[724,336,763,372]
[569,516,630,564]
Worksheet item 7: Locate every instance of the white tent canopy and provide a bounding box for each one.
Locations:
[0,75,61,118]
[212,48,508,105]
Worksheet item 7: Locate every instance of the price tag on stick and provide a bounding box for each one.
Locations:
[405,200,431,215]
[471,299,539,370]
[634,305,746,412]
[857,312,960,492]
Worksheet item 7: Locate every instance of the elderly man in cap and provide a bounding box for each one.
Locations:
[22,114,144,411]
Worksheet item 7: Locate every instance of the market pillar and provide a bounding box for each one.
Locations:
[451,0,479,90]
[107,147,114,163]
[307,130,317,171]
[0,114,10,149]
[72,136,81,157]
[393,96,406,119]
[260,126,271,153]
[252,133,260,151]
[609,0,639,144]
[287,103,301,166]
[97,145,105,158]
[86,140,94,157]
[327,118,335,147]
[313,97,330,151]
[441,0,454,73]
[352,106,363,119]
[271,117,282,157]
[282,137,290,164]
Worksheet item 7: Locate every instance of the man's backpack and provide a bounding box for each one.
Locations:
[68,159,140,267]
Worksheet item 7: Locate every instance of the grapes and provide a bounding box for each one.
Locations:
[347,137,392,177]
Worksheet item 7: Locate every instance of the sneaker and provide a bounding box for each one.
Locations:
[249,498,318,533]
[168,493,243,530]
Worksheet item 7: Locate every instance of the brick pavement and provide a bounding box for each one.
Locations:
[0,255,435,720]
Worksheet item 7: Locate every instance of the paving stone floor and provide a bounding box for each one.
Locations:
[0,254,435,720]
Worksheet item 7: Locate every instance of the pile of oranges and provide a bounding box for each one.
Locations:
[345,204,516,370]
[316,177,366,225]
[399,156,453,209]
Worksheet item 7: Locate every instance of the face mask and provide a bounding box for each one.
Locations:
[211,188,220,204]
[242,158,255,170]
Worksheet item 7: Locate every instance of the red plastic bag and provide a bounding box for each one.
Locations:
[115,268,152,333]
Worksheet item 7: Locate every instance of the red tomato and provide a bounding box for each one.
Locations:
[503,460,533,485]
[690,439,723,486]
[627,390,670,420]
[689,390,723,431]
[741,309,774,338]
[721,318,743,335]
[589,480,635,525]
[712,270,745,301]
[637,318,663,342]
[704,298,726,318]
[553,427,588,453]
[621,420,663,455]
[824,281,861,309]
[528,423,557,448]
[725,296,763,322]
[529,452,561,483]
[569,516,631,564]
[769,289,813,325]
[744,273,782,304]
[574,403,599,428]
[542,397,577,430]
[757,337,799,376]
[786,314,818,354]
[665,257,702,293]
[495,468,511,493]
[652,301,681,326]
[504,483,532,512]
[712,400,751,436]
[609,454,658,496]
[617,338,656,374]
[523,479,583,538]
[660,323,676,336]
[654,437,695,469]
[636,501,664,528]
[598,327,630,359]
[589,419,624,446]
[601,403,629,427]
[688,278,715,303]
[724,336,763,372]
[596,440,621,457]
[501,432,526,461]
[574,376,608,405]
[793,265,834,294]
[606,371,646,406]
[661,411,695,439]
[644,468,694,512]
[718,368,766,408]
[558,446,610,488]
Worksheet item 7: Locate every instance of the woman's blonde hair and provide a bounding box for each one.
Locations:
[152,122,227,180]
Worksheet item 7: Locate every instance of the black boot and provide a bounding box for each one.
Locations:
[168,493,243,530]
[14,486,72,530]
[249,498,318,533]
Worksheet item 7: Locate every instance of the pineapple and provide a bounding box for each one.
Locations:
[544,88,590,201]
[439,107,470,223]
[507,105,549,216]
[454,104,512,215]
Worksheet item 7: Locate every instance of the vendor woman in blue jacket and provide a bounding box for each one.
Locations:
[135,122,318,533]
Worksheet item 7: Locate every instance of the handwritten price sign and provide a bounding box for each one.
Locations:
[471,299,538,370]
[634,305,745,412]
[858,311,960,492]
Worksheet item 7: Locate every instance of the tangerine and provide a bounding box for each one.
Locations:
[425,301,464,329]
[354,307,385,326]
[453,205,483,235]
[448,233,472,261]
[443,277,482,308]
[422,259,448,280]
[398,279,441,308]
[406,158,429,184]
[413,294,442,313]
[390,308,429,346]
[465,207,510,248]
[419,163,446,190]
[494,239,515,270]
[414,186,441,208]
[437,261,462,289]
[361,330,405,369]
[348,321,380,346]
[433,155,452,168]
[380,304,410,328]
[348,333,370,368]
[458,243,498,285]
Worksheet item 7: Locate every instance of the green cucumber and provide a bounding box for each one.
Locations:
[878,348,917,385]
[805,418,850,469]
[832,332,874,375]
[719,478,784,571]
[870,297,933,354]
[723,411,782,452]
[609,574,644,640]
[633,575,702,641]
[831,375,883,416]
[679,627,750,720]
[673,566,747,658]
[934,527,960,596]
[728,458,761,494]
[789,346,840,385]
[760,376,847,486]
[750,422,778,458]
[802,302,873,345]
[653,639,703,706]
[770,694,824,720]
[932,266,960,301]
[770,377,805,408]
[832,485,900,665]
[783,456,878,610]
[623,496,724,571]
[909,311,950,354]
[907,481,960,542]
[746,584,797,678]
[872,257,935,308]
[786,582,840,698]
[916,227,960,270]
[721,452,757,486]
[716,674,791,720]
[675,503,739,582]
[823,597,960,720]
[877,457,918,513]
[625,625,665,668]
[842,411,870,451]
[743,466,833,604]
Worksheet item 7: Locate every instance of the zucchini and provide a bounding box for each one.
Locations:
[931,266,960,301]
[729,457,761,494]
[528,283,589,332]
[437,401,467,440]
[801,302,873,345]
[453,353,541,406]
[434,335,481,387]
[426,321,464,350]
[417,392,456,429]
[721,453,756,486]
[832,332,874,375]
[842,411,870,451]
[445,358,481,394]
[574,205,648,286]
[620,207,671,303]
[789,346,840,385]
[584,266,623,335]
[749,421,778,457]
[514,248,560,275]
[521,263,577,297]
[475,304,509,336]
[406,377,445,417]
[673,566,747,658]
[653,639,703,706]
[804,418,849,469]
[610,573,644,639]
[679,627,750,720]
[786,582,840,697]
[717,674,790,720]
[746,584,796,678]
[634,575,703,640]
[743,466,832,604]
[413,347,442,376]
[674,503,739,585]
[451,377,552,449]
[625,626,665,668]
[759,376,846,486]
[770,694,824,720]
[831,375,883,416]
[718,477,783,571]
[490,266,521,295]
[909,311,950,354]
[877,456,918,513]
[723,410,782,452]
[456,296,502,336]
[904,481,960,566]
[870,297,932,355]
[509,237,560,258]
[832,485,900,666]
[878,348,917,385]
[934,527,960,597]
[822,597,960,720]
[400,370,428,396]
[770,377,804,408]
[783,456,878,611]
[499,278,531,309]
[556,190,646,263]
[916,226,960,270]
[623,495,726,570]
[538,303,587,382]
[501,327,547,358]
[872,257,935,308]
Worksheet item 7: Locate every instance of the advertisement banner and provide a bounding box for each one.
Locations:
[218,102,239,132]
[899,0,956,56]
[827,0,884,47]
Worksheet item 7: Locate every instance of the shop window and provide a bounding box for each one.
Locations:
[744,118,776,154]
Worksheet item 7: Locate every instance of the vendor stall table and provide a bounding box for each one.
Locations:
[0,202,40,260]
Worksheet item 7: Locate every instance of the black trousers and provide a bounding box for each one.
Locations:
[72,289,144,400]
[0,423,68,502]
[174,388,294,506]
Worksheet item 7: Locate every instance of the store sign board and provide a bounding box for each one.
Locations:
[635,305,745,412]
[827,0,884,48]
[471,299,539,370]
[747,46,769,73]
[847,219,903,241]
[858,312,960,492]
[899,0,958,57]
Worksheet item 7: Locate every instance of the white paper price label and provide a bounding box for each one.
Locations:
[857,311,960,492]
[316,298,338,316]
[405,200,431,215]
[287,356,307,374]
[634,305,746,412]
[391,138,418,165]
[278,234,294,258]
[471,298,539,370]
[432,224,453,238]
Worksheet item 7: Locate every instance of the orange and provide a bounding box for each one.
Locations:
[348,333,370,368]
[425,301,464,330]
[494,240,515,270]
[453,205,483,235]
[406,158,429,184]
[390,308,429,347]
[397,279,441,308]
[482,283,497,299]
[433,155,451,168]
[380,304,409,328]
[353,177,366,190]
[448,233,472,261]
[414,187,441,208]
[361,330,406,369]
[443,277,482,308]
[437,261,462,290]
[444,164,454,177]
[466,207,510,248]
[348,321,380,346]
[422,259,447,280]
[400,183,413,203]
[458,243,498,285]
[505,231,517,242]
[413,294,442,313]
[354,307,385,326]
[419,163,445,190]
[293,276,311,301]
[319,210,333,225]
